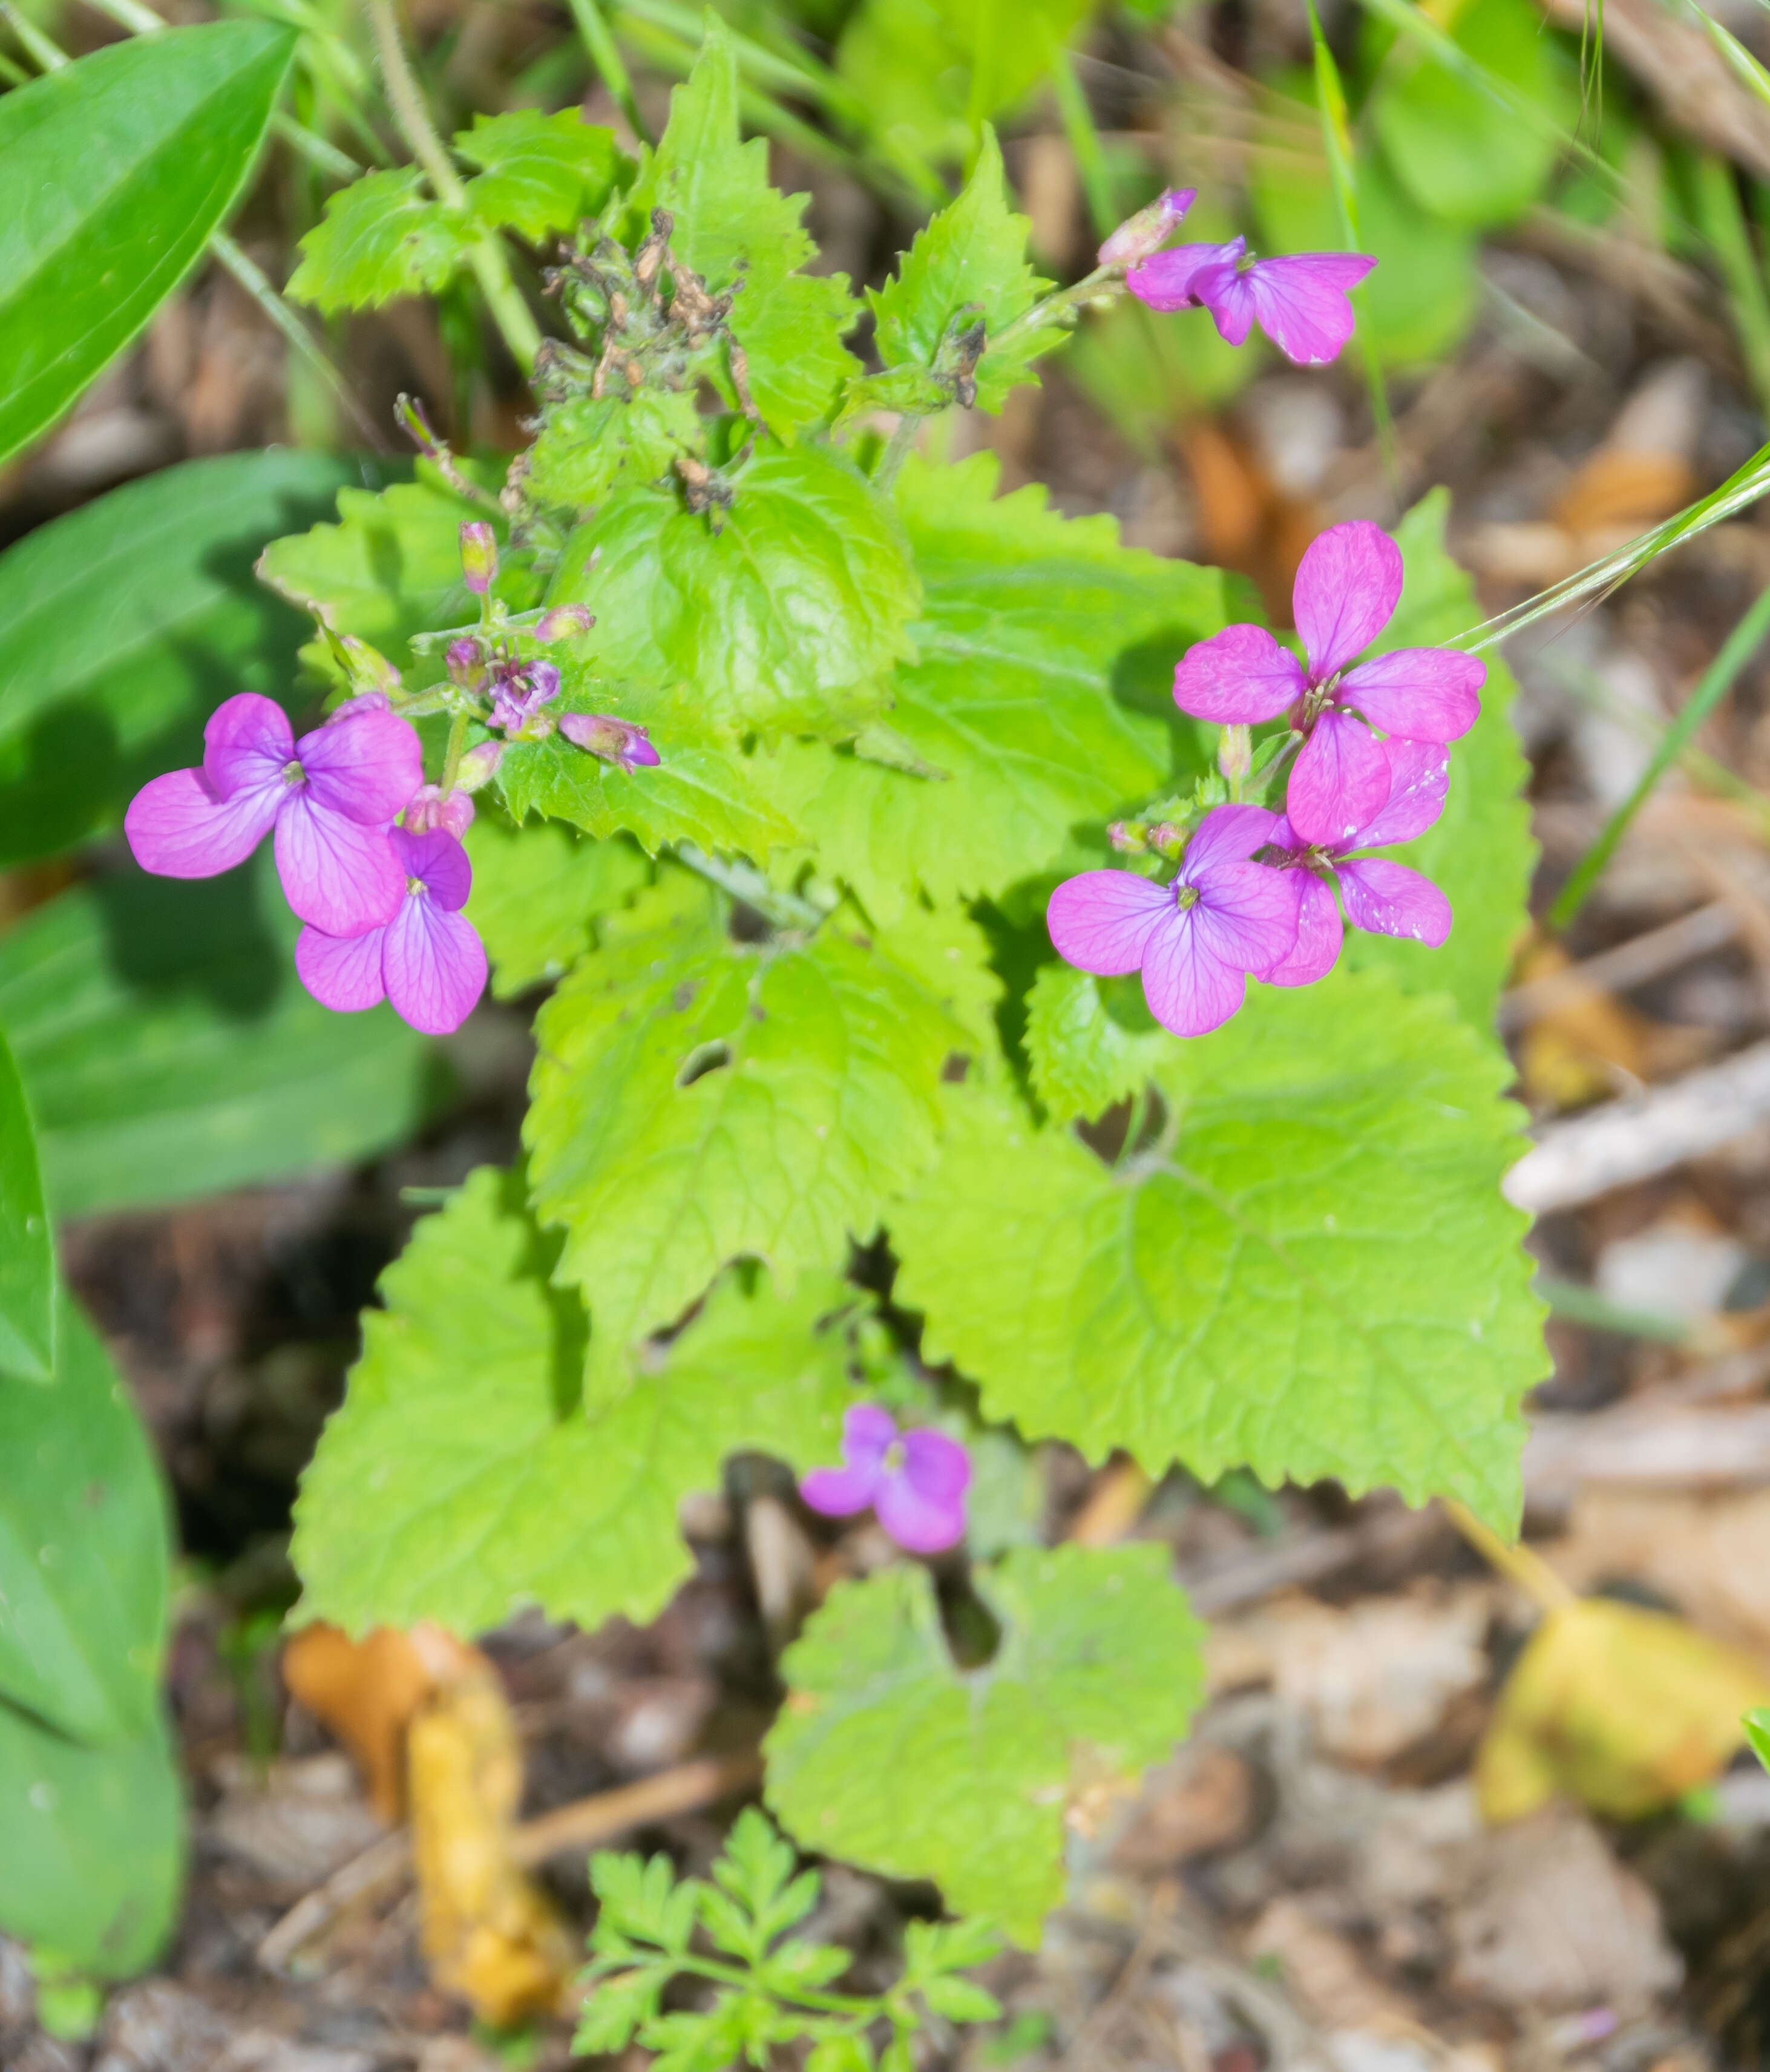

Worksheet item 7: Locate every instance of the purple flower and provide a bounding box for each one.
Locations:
[1263,738,1454,985]
[294,827,487,1036]
[125,692,423,937]
[1127,236,1375,366]
[459,521,497,595]
[1172,521,1484,850]
[1098,186,1197,268]
[800,1405,971,1555]
[560,712,661,772]
[404,784,474,838]
[489,660,562,736]
[1047,804,1299,1040]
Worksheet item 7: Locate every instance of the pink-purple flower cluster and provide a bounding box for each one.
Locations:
[1048,520,1482,1040]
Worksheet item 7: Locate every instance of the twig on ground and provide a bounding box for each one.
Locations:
[1497,900,1738,1033]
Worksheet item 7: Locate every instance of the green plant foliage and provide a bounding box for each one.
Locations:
[1024,963,1167,1124]
[1340,493,1534,1028]
[1370,0,1574,229]
[629,22,859,438]
[456,108,628,240]
[522,390,702,515]
[547,444,920,742]
[0,1028,53,1383]
[0,856,437,1219]
[896,970,1545,1529]
[291,1166,860,1634]
[577,1808,1002,2068]
[0,451,378,865]
[765,454,1230,919]
[0,21,293,467]
[525,879,969,1382]
[765,1544,1205,1942]
[287,166,465,311]
[867,128,1058,415]
[0,1295,181,1977]
[465,816,650,998]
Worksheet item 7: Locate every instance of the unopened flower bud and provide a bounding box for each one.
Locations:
[560,712,661,773]
[535,604,595,643]
[1218,723,1252,785]
[456,739,504,792]
[447,636,484,687]
[1147,821,1188,859]
[1107,820,1146,854]
[459,521,497,595]
[1097,187,1196,269]
[405,783,475,838]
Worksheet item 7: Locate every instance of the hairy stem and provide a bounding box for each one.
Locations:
[873,411,925,490]
[677,844,824,930]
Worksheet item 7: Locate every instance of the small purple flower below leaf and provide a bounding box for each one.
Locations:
[125,691,423,937]
[800,1405,971,1556]
[1128,235,1375,366]
[1047,803,1299,1040]
[560,712,661,773]
[295,826,487,1036]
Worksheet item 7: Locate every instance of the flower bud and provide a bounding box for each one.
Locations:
[1147,821,1188,859]
[456,739,504,792]
[1218,723,1252,786]
[560,712,661,773]
[338,635,401,700]
[446,636,484,688]
[1106,821,1146,854]
[1096,187,1196,269]
[535,604,595,643]
[405,783,475,838]
[459,521,498,595]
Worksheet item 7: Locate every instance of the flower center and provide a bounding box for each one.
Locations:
[281,759,306,787]
[883,1439,906,1474]
[406,877,427,898]
[1175,883,1201,910]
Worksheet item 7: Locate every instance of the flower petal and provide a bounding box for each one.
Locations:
[1292,521,1402,683]
[1172,623,1306,724]
[1047,870,1171,976]
[125,765,281,880]
[1125,237,1246,310]
[1337,856,1452,946]
[1139,908,1247,1038]
[1192,859,1301,974]
[1285,710,1392,848]
[1260,872,1343,985]
[1337,646,1483,743]
[390,825,473,911]
[1355,738,1450,849]
[799,1464,881,1516]
[297,706,425,824]
[842,1402,897,1471]
[1241,252,1375,366]
[274,795,406,936]
[294,923,388,1012]
[202,692,295,798]
[382,893,488,1035]
[876,1446,969,1555]
[1187,257,1257,346]
[1182,802,1287,877]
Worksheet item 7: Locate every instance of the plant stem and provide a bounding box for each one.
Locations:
[677,844,824,929]
[566,0,652,145]
[440,710,470,793]
[1047,45,1116,241]
[210,232,388,449]
[1441,1498,1576,1615]
[873,411,924,490]
[364,0,542,373]
[991,262,1121,354]
[1,3,65,69]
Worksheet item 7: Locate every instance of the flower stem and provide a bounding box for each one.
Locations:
[991,262,1122,355]
[873,411,925,490]
[364,0,542,373]
[677,844,824,930]
[440,710,470,793]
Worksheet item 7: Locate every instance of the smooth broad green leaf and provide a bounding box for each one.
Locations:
[1024,963,1167,1124]
[520,390,701,517]
[290,1166,860,1635]
[257,460,534,678]
[457,108,628,241]
[765,1544,1204,1944]
[893,969,1547,1530]
[1340,491,1533,1029]
[525,879,967,1382]
[0,21,293,466]
[762,453,1233,918]
[287,167,467,313]
[0,1294,168,1743]
[0,1028,53,1382]
[630,22,859,438]
[497,680,802,859]
[1371,0,1574,229]
[869,128,1057,413]
[0,1703,182,1978]
[0,854,439,1219]
[0,451,384,865]
[465,816,650,998]
[548,444,919,742]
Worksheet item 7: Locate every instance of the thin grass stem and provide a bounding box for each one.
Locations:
[1048,44,1118,241]
[566,0,651,145]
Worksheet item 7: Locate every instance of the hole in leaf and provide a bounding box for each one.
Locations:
[677,1039,732,1087]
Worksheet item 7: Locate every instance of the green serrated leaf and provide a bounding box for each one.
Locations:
[894,969,1547,1529]
[0,21,293,466]
[525,882,965,1380]
[1024,963,1166,1123]
[869,128,1057,414]
[591,1849,701,1953]
[0,1026,53,1383]
[763,452,1231,917]
[573,1966,660,2055]
[903,1915,1003,1978]
[548,442,919,742]
[288,166,468,313]
[290,1166,862,1635]
[920,1975,1003,2023]
[1339,491,1533,1029]
[456,108,627,241]
[766,1544,1205,1944]
[521,390,701,517]
[465,816,649,998]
